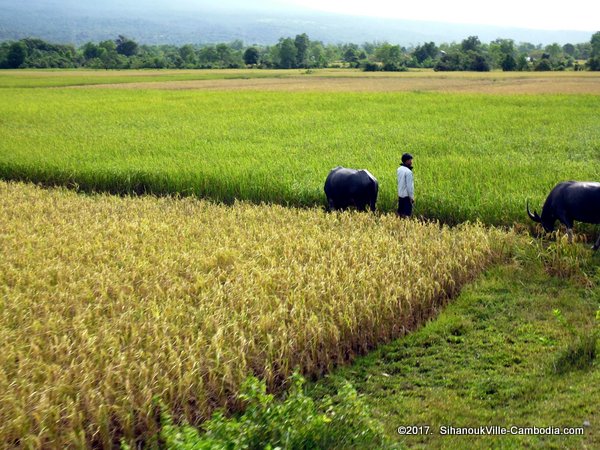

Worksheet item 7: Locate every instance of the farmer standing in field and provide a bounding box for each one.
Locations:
[397,153,415,218]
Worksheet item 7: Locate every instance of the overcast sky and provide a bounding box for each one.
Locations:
[35,0,597,32]
[280,0,598,31]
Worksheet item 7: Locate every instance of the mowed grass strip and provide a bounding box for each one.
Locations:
[311,243,600,449]
[0,181,509,448]
[0,87,598,226]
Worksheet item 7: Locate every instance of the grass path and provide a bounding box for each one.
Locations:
[310,244,600,449]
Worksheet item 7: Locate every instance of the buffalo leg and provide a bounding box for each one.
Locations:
[327,198,336,212]
[566,228,574,244]
[560,215,574,244]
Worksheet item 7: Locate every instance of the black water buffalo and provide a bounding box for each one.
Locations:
[527,181,600,250]
[324,166,379,212]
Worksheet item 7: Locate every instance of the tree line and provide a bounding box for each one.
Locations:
[1,32,599,71]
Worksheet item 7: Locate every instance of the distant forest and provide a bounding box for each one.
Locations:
[2,32,600,71]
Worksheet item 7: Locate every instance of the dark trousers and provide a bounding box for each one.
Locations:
[397,196,413,217]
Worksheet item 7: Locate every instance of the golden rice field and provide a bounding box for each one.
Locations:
[0,181,512,448]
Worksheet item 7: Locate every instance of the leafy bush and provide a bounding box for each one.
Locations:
[361,61,382,71]
[588,56,600,71]
[382,62,407,72]
[156,373,394,450]
[433,52,463,71]
[466,51,490,71]
[534,59,553,71]
[501,54,517,71]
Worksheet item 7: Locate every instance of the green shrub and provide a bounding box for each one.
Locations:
[361,61,382,72]
[382,62,407,72]
[534,59,553,71]
[157,373,393,449]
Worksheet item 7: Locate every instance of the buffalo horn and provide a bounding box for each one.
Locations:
[526,199,541,223]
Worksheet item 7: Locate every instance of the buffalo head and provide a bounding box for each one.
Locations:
[527,199,554,232]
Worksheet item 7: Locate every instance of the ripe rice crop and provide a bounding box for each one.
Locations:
[0,181,511,448]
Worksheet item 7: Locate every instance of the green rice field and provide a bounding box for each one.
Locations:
[1,70,599,226]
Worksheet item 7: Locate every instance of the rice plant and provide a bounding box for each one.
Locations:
[0,181,511,448]
[0,83,598,226]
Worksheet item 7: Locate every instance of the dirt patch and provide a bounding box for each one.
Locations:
[76,73,600,94]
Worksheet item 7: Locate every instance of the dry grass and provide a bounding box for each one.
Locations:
[4,68,598,93]
[0,181,511,448]
[77,70,600,94]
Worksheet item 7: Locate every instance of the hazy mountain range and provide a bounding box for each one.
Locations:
[0,0,594,46]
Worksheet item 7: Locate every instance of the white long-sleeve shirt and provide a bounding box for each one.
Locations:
[397,165,414,199]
